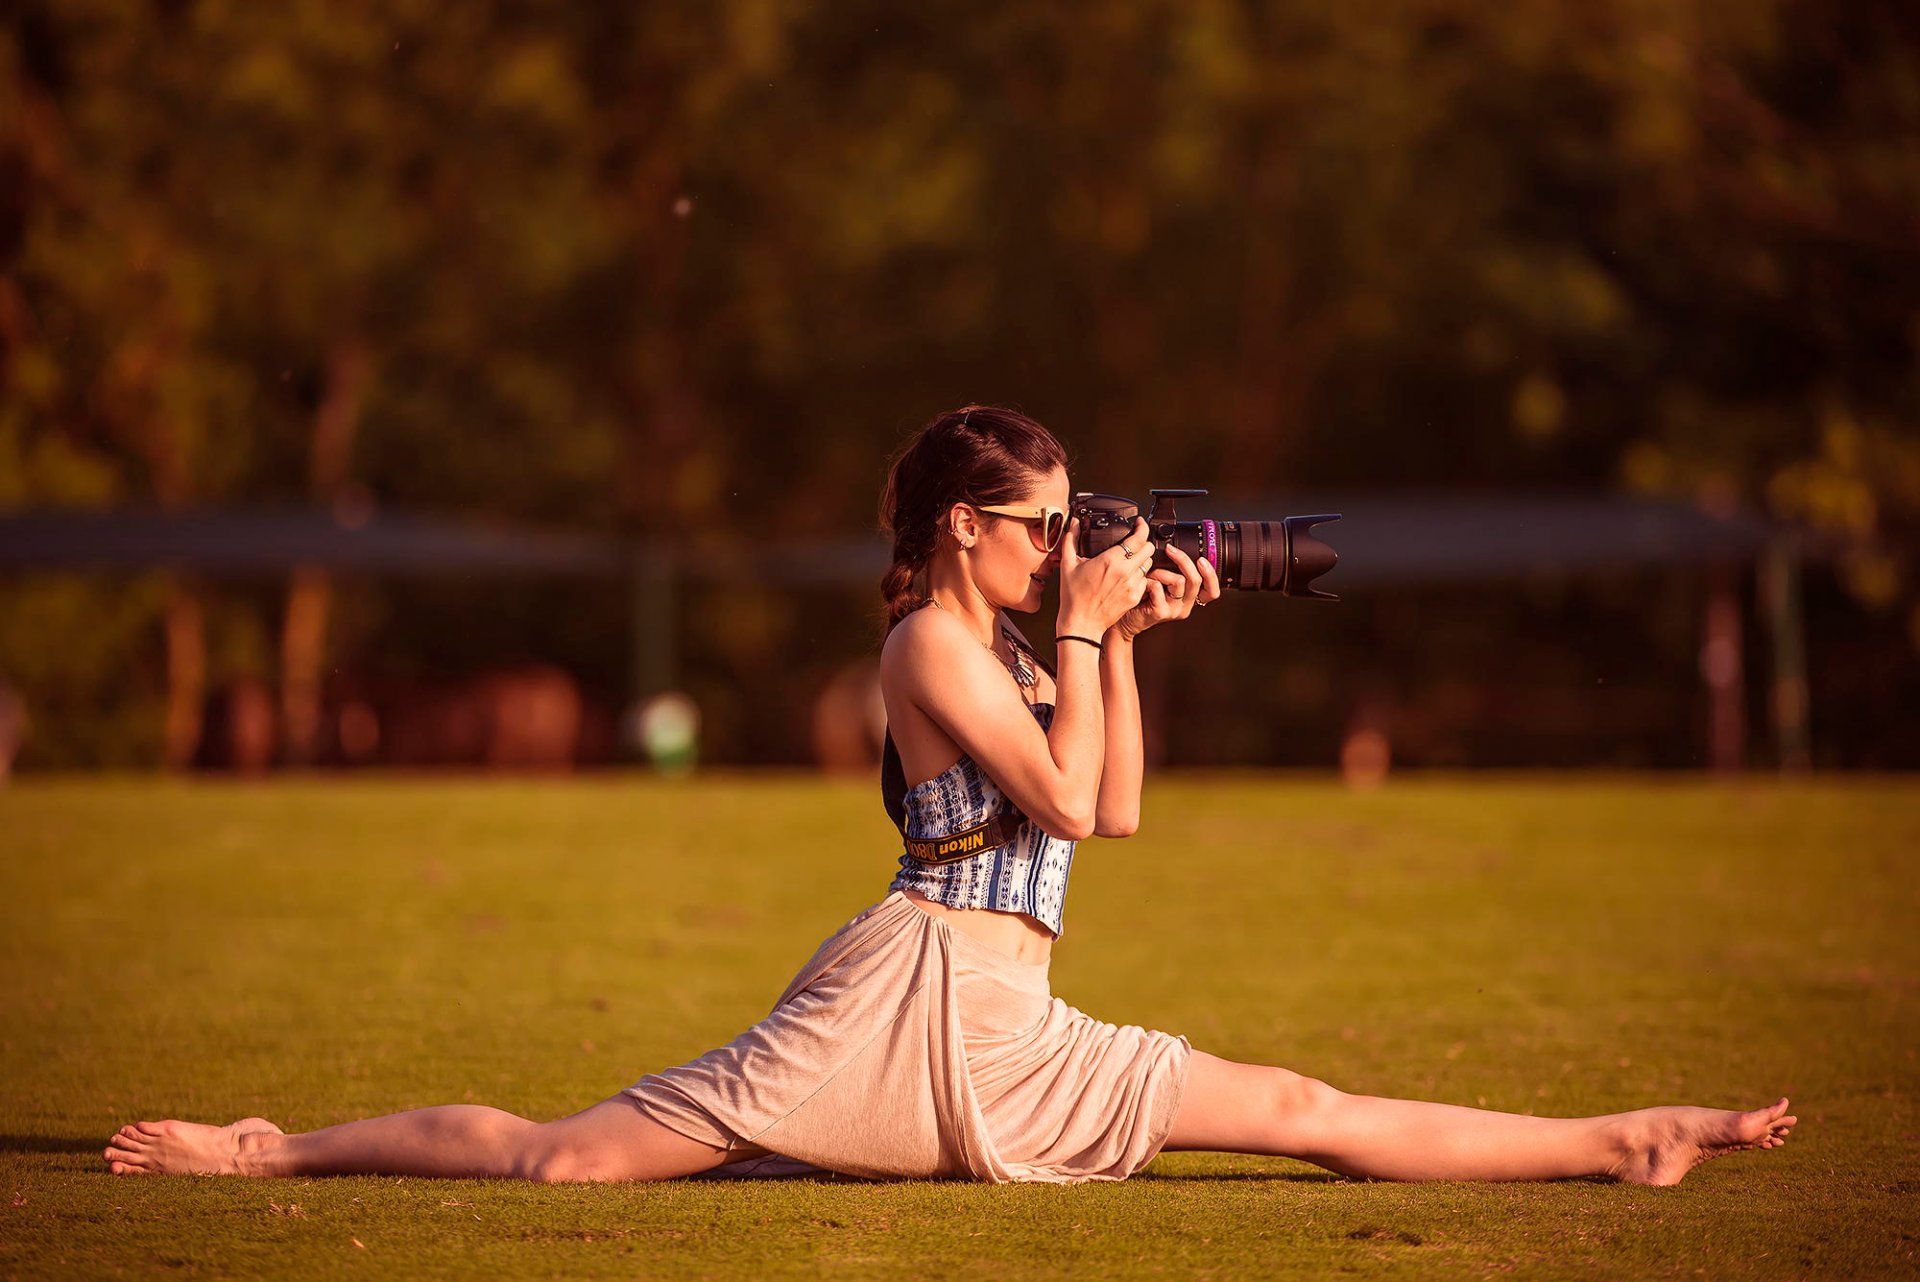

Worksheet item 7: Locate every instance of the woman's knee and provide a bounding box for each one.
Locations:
[515,1144,560,1183]
[513,1100,736,1183]
[1263,1067,1355,1158]
[515,1128,604,1183]
[1269,1068,1342,1127]
[1164,1052,1345,1154]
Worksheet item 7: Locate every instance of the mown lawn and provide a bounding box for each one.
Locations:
[2,773,1915,1280]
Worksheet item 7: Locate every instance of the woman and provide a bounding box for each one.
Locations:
[104,405,1795,1185]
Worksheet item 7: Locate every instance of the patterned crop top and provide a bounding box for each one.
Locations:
[881,700,1080,937]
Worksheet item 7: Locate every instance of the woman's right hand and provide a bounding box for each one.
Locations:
[1056,516,1155,639]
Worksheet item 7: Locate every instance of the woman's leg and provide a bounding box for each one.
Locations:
[1160,1050,1795,1185]
[104,1095,772,1182]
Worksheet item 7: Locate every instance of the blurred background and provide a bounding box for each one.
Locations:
[0,0,1914,778]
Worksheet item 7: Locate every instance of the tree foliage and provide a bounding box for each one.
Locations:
[2,0,1915,766]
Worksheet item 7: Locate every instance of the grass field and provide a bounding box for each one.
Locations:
[2,773,1916,1280]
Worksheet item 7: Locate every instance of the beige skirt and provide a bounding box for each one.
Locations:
[623,889,1192,1184]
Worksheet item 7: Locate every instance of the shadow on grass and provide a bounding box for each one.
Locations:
[693,1170,1365,1185]
[1136,1170,1352,1183]
[0,1134,115,1155]
[6,1137,1613,1189]
[1138,1170,1618,1186]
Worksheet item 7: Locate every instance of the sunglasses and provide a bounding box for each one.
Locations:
[976,504,1068,553]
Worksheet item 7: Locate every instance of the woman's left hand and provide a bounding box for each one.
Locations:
[1112,543,1222,642]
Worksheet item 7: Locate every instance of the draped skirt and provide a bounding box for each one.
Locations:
[623,889,1192,1184]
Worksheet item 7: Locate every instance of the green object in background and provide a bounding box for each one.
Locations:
[1,776,1914,1280]
[630,691,700,774]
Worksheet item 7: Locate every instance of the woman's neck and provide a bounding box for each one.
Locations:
[923,559,999,648]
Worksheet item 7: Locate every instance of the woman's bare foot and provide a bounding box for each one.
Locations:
[103,1117,283,1177]
[1613,1097,1797,1186]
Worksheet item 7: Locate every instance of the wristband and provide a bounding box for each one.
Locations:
[1055,634,1105,652]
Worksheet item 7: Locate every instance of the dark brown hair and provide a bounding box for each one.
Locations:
[878,405,1068,632]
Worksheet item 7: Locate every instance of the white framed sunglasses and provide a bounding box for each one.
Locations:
[976,504,1068,552]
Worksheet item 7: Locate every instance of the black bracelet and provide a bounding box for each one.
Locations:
[1055,634,1104,652]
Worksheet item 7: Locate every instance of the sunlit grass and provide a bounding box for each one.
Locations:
[2,773,1915,1280]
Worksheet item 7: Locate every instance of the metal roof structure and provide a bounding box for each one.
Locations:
[0,494,1820,771]
[0,493,1811,585]
[646,492,1814,590]
[1232,491,1803,587]
[0,506,622,576]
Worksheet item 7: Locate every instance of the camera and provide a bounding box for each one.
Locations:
[1071,489,1340,599]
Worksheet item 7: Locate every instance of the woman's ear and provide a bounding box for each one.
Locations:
[946,502,981,550]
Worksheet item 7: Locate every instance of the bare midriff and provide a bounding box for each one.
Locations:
[899,889,1054,967]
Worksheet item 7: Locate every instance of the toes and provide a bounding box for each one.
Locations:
[1737,1102,1795,1143]
[105,1146,145,1174]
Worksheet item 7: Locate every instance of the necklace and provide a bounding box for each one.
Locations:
[921,598,1036,690]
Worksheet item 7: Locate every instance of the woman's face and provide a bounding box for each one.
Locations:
[967,464,1070,613]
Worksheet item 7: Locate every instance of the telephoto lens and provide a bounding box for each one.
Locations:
[1070,489,1340,599]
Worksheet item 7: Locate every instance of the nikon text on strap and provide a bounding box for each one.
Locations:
[902,811,1027,865]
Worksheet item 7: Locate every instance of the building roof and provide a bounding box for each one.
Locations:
[0,506,621,576]
[1249,492,1793,586]
[0,493,1813,587]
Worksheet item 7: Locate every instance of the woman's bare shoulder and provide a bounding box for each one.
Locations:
[881,606,972,685]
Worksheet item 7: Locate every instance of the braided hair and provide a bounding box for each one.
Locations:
[877,405,1068,633]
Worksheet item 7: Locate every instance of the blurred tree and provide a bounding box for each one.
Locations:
[3,1,247,766]
[2,0,1914,766]
[3,0,629,764]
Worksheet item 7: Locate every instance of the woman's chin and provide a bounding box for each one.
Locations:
[1009,581,1048,612]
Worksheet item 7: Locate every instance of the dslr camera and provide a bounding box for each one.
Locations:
[1072,489,1340,598]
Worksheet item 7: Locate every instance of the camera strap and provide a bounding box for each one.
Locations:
[902,810,1029,865]
[884,605,1051,866]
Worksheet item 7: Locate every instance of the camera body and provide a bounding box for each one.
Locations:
[1071,489,1340,598]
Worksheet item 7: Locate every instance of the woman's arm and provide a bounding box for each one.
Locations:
[1092,634,1143,838]
[885,611,1105,840]
[1087,540,1222,839]
[883,517,1159,841]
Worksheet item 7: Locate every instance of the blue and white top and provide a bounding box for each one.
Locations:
[883,701,1079,937]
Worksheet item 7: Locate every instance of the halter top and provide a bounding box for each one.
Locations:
[882,700,1080,937]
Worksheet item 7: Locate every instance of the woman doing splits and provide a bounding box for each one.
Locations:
[105,405,1795,1186]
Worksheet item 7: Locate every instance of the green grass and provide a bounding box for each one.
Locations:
[2,773,1916,1280]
